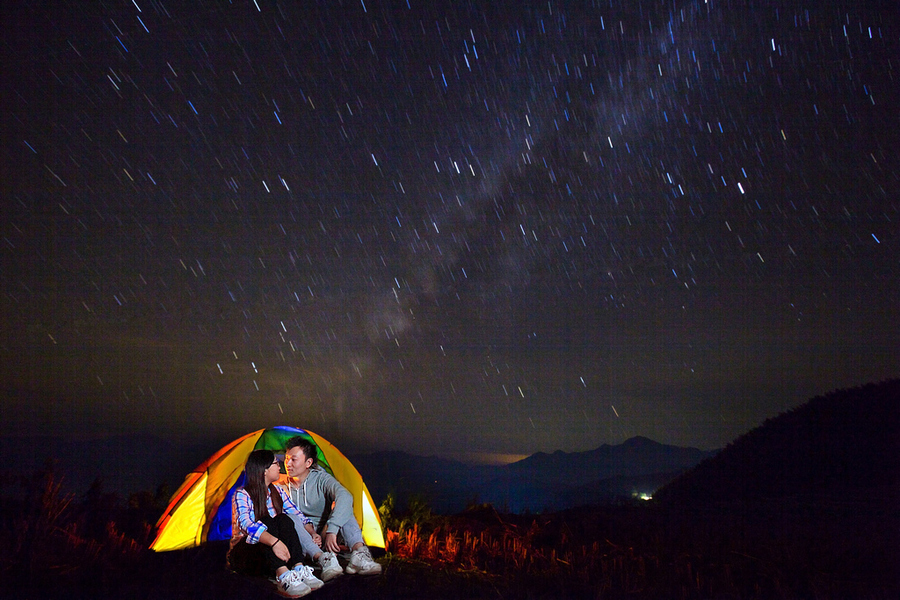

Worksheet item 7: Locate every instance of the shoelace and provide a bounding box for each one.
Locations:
[279,571,297,588]
[293,564,315,579]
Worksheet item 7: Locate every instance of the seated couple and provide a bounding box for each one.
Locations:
[227,436,381,597]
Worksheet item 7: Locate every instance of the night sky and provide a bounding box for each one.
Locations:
[2,0,897,464]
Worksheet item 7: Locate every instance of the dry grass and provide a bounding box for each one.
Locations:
[380,500,898,599]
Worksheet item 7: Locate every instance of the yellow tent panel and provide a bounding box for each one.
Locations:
[151,471,209,551]
[360,487,385,548]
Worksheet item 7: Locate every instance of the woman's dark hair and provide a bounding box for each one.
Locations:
[244,449,283,519]
[285,436,319,468]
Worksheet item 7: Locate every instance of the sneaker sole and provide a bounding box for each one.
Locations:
[276,579,312,598]
[345,564,382,575]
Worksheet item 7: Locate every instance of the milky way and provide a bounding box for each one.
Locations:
[1,0,897,458]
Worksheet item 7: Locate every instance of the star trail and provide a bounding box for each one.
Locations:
[1,0,897,461]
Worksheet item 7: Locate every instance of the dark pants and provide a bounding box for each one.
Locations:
[228,513,307,577]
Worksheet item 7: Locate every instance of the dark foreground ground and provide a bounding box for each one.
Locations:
[2,542,516,600]
[2,494,898,599]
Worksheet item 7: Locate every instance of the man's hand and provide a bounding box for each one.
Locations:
[323,532,340,553]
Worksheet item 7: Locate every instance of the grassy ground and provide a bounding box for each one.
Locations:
[3,541,512,600]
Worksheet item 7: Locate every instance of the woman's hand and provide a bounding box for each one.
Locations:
[272,539,291,561]
[305,524,322,547]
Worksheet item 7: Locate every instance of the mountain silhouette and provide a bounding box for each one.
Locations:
[482,436,716,511]
[649,380,900,597]
[504,435,714,485]
[351,436,716,513]
[654,379,900,507]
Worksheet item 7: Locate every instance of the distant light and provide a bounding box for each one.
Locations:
[639,493,653,501]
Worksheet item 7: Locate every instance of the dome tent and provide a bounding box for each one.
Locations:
[150,426,384,551]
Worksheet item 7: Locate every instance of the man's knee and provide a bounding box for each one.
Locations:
[273,513,293,526]
[271,513,297,536]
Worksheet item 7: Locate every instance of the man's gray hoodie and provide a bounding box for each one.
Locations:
[283,466,354,535]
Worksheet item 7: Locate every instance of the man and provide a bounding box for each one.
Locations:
[282,436,382,579]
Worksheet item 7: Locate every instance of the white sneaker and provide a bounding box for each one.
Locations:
[345,546,382,575]
[277,570,311,597]
[292,564,324,590]
[317,551,343,582]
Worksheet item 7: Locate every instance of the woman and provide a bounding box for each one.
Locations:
[227,449,323,597]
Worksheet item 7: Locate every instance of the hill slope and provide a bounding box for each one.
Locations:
[655,379,900,506]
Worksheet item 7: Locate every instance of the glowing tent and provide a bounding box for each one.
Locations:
[150,426,384,552]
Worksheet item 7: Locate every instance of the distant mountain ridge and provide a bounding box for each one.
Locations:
[351,436,717,513]
[2,431,715,514]
[506,435,713,483]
